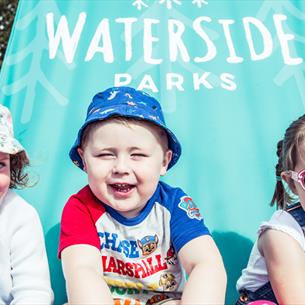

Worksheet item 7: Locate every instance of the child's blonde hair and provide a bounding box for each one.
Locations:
[80,116,169,152]
[271,114,305,209]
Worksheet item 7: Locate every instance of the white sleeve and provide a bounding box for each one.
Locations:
[258,210,305,249]
[9,204,53,305]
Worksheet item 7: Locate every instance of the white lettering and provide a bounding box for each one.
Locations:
[218,19,244,63]
[138,74,159,92]
[243,17,272,61]
[114,73,132,86]
[220,73,237,91]
[273,14,302,65]
[115,18,137,61]
[46,12,86,63]
[143,19,162,64]
[193,16,216,62]
[168,19,190,62]
[85,19,114,63]
[193,72,213,89]
[166,73,184,90]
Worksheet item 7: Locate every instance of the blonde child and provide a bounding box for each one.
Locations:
[0,105,53,304]
[59,86,226,305]
[236,114,305,304]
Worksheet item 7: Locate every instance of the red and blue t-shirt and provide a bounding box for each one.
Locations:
[59,181,210,305]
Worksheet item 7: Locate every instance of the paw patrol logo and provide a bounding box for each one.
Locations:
[178,196,202,220]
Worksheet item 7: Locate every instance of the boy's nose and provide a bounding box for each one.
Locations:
[112,156,130,174]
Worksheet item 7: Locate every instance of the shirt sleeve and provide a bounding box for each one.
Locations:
[258,210,305,249]
[170,188,210,253]
[58,194,101,257]
[10,204,53,305]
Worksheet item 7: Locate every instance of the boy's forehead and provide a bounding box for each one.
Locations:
[86,117,169,147]
[90,116,163,131]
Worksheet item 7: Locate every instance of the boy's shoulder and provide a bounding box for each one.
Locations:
[158,180,183,193]
[64,185,106,217]
[156,181,190,208]
[157,181,203,221]
[71,185,94,200]
[157,181,184,199]
[68,185,99,204]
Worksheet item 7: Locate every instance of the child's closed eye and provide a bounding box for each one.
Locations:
[0,162,8,169]
[131,153,148,159]
[96,153,115,159]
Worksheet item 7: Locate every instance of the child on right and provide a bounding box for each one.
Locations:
[236,114,305,305]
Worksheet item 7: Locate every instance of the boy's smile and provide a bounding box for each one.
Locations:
[108,183,136,198]
[110,183,135,193]
[78,118,172,218]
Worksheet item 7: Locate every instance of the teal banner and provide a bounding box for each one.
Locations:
[1,0,305,304]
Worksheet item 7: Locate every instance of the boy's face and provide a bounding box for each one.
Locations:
[78,119,172,218]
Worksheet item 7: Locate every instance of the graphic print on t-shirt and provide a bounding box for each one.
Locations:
[178,196,202,220]
[137,235,159,256]
[59,182,210,305]
[96,202,185,296]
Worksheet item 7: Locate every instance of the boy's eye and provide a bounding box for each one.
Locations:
[131,153,147,158]
[96,153,115,159]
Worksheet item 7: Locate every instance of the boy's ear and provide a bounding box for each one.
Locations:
[281,171,298,195]
[77,148,87,172]
[160,150,173,176]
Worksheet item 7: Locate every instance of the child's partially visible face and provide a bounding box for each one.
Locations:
[285,151,305,210]
[78,119,172,218]
[0,152,10,199]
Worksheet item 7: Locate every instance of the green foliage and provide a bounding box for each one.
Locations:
[0,0,18,68]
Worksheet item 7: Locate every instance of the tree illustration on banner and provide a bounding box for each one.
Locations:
[1,1,73,123]
[132,0,208,11]
[127,1,218,113]
[132,0,149,11]
[257,1,305,105]
[192,0,208,8]
[159,0,182,10]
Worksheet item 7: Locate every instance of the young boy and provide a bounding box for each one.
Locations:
[59,86,226,305]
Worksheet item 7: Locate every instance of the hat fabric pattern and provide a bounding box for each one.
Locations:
[70,87,181,170]
[0,105,24,154]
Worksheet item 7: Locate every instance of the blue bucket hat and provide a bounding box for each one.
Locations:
[70,86,181,170]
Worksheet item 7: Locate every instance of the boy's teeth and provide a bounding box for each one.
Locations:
[112,183,133,192]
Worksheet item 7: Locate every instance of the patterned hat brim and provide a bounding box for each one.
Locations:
[70,110,181,171]
[0,135,24,155]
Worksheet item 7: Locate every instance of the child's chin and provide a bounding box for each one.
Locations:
[117,209,140,218]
